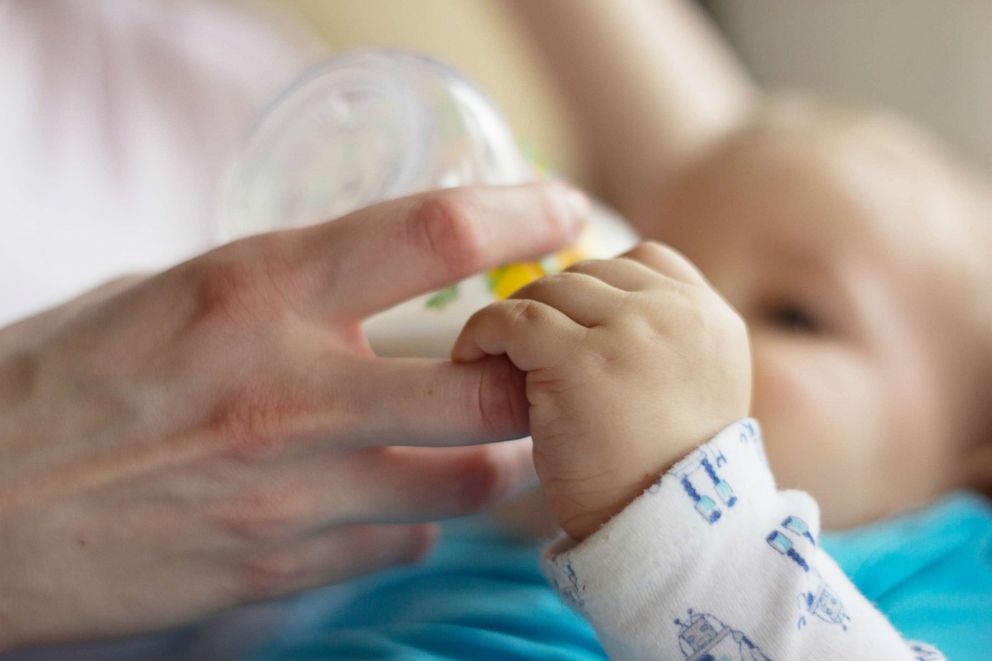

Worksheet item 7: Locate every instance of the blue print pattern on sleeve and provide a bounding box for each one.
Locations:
[549,558,584,608]
[766,516,850,631]
[675,447,737,524]
[674,609,772,661]
[909,641,946,660]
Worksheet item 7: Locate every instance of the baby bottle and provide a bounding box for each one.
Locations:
[219,50,638,357]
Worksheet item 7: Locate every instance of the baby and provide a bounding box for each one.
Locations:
[255,2,992,659]
[451,98,992,659]
[645,99,992,531]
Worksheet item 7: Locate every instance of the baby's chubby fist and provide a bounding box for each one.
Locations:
[453,242,751,540]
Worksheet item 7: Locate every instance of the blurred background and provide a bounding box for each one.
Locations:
[4,0,990,327]
[279,0,992,191]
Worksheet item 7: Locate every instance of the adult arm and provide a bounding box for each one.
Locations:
[507,0,756,232]
[0,182,583,651]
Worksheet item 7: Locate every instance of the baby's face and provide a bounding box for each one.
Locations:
[651,129,987,528]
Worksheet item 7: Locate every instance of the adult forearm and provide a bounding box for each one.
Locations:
[508,0,756,227]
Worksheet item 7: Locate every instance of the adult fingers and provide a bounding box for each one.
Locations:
[286,354,532,447]
[236,522,438,600]
[451,299,586,371]
[510,271,625,327]
[292,183,588,322]
[621,241,710,287]
[334,441,538,524]
[214,440,536,542]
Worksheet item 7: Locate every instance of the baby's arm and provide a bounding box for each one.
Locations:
[454,243,943,660]
[543,420,941,660]
[507,0,755,231]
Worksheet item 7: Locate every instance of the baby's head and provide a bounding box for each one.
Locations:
[650,97,992,529]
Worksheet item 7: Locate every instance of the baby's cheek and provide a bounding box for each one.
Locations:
[750,349,834,480]
[750,339,843,438]
[749,338,892,527]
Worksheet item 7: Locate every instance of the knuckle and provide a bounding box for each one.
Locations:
[408,193,489,276]
[210,387,291,459]
[511,276,547,301]
[506,299,542,328]
[629,241,701,282]
[524,271,575,297]
[185,239,293,327]
[186,253,262,326]
[632,240,682,267]
[627,240,667,261]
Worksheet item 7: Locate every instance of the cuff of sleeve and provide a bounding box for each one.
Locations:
[542,418,779,614]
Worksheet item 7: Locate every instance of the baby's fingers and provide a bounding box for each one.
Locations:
[510,271,625,327]
[452,300,586,371]
[622,241,711,288]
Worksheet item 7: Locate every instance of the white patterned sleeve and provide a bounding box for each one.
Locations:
[542,420,943,661]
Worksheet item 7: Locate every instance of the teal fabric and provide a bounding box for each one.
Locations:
[821,492,992,660]
[251,492,992,660]
[248,518,603,660]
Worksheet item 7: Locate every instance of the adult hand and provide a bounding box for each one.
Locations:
[0,182,585,650]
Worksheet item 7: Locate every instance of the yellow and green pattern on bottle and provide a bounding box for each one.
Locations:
[425,244,585,310]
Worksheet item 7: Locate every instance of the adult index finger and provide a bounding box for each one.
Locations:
[286,355,531,448]
[292,183,587,322]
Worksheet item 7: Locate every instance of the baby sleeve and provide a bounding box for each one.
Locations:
[543,419,943,661]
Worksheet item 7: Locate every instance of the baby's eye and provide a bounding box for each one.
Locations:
[767,304,821,334]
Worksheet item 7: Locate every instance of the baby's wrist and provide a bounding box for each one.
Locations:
[553,426,737,541]
[556,469,672,541]
[560,498,639,542]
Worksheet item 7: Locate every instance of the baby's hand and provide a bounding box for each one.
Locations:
[453,242,751,540]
